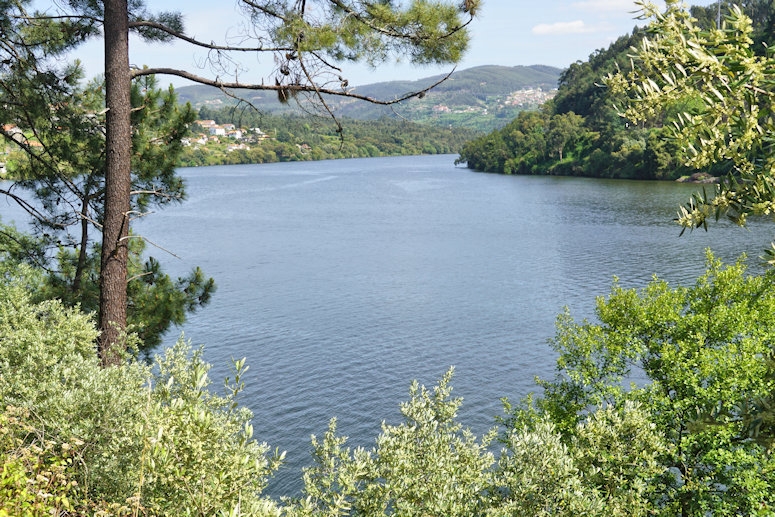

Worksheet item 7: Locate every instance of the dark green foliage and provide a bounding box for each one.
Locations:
[458,1,775,179]
[1,46,215,355]
[179,110,474,167]
[129,254,215,351]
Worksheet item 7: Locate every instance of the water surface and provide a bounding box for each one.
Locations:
[6,154,771,495]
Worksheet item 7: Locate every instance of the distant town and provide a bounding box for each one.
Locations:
[430,87,556,117]
[504,88,556,107]
[185,120,272,154]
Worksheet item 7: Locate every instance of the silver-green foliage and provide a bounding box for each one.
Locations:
[0,267,281,515]
[288,367,667,516]
[605,0,775,257]
[290,368,495,516]
[489,401,666,517]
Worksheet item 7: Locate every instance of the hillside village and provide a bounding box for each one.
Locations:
[0,67,561,174]
[430,87,556,116]
[504,87,556,107]
[0,119,275,176]
[177,65,563,132]
[187,119,272,153]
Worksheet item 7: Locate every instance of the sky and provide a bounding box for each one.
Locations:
[67,0,719,88]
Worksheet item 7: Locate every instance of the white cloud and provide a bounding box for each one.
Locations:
[532,20,595,35]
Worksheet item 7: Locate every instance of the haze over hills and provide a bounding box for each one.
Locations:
[176,65,563,132]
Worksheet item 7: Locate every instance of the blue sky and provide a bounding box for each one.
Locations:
[70,0,718,87]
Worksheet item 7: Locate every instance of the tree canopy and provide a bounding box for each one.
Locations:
[0,58,215,356]
[1,0,479,363]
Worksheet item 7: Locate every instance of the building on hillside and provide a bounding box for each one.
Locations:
[251,128,270,141]
[2,124,25,145]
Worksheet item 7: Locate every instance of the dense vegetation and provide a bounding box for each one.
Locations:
[177,108,477,167]
[6,249,775,515]
[457,1,773,180]
[0,76,216,358]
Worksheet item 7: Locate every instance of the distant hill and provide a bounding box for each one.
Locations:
[175,65,562,132]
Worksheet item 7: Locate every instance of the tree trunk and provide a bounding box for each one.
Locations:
[72,193,89,295]
[99,0,132,367]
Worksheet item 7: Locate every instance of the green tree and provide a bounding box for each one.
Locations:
[547,111,584,161]
[490,402,666,516]
[508,254,775,515]
[0,67,215,355]
[2,0,479,363]
[605,0,775,468]
[290,368,495,516]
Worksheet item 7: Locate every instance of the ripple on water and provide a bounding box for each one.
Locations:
[121,156,775,497]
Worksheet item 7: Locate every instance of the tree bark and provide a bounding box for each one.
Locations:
[99,0,132,366]
[73,192,90,295]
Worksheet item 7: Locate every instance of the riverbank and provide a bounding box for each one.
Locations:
[676,172,719,184]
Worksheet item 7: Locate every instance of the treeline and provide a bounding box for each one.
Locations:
[457,1,773,179]
[179,107,477,167]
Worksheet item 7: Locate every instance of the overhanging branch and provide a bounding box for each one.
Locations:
[131,66,456,106]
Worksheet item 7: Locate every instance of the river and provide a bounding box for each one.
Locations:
[4,154,773,496]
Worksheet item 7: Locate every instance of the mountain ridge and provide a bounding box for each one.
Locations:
[176,64,563,132]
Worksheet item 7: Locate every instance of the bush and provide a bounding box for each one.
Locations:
[0,270,282,515]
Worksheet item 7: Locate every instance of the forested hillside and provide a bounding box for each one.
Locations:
[176,65,561,133]
[457,1,773,180]
[167,65,563,166]
[178,110,474,167]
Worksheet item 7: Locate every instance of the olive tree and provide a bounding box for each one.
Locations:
[290,368,495,516]
[605,0,775,249]
[0,264,283,514]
